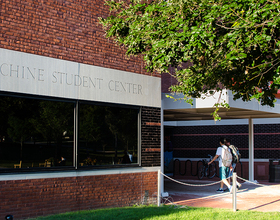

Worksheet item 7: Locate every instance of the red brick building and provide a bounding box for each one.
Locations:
[0,1,161,219]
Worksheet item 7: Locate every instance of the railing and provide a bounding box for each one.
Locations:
[173,158,243,178]
[173,159,205,177]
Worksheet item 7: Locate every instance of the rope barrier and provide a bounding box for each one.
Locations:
[162,171,274,188]
[237,176,268,187]
[161,172,222,187]
[160,171,278,211]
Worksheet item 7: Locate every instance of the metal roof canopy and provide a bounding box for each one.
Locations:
[164,107,280,121]
[161,90,280,183]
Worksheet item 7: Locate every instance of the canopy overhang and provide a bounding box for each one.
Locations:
[164,107,280,121]
[161,90,280,186]
[163,89,280,121]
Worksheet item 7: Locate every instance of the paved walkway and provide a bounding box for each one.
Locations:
[164,175,280,212]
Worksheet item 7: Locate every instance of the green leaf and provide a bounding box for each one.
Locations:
[99,0,280,120]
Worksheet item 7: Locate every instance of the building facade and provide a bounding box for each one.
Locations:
[162,72,280,181]
[0,1,161,219]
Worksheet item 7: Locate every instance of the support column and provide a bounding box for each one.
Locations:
[158,100,164,206]
[157,170,161,206]
[232,172,237,211]
[249,118,254,181]
[74,100,79,169]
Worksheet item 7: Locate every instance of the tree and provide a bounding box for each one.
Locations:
[105,107,138,151]
[4,98,35,160]
[79,105,113,156]
[99,0,280,120]
[30,101,74,160]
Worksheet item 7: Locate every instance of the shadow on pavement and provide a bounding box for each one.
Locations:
[163,175,280,212]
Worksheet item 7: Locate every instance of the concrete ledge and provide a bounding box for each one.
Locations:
[0,166,161,181]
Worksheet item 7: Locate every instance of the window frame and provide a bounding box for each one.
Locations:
[0,92,141,174]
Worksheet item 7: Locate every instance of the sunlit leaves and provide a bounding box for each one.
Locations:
[100,0,280,120]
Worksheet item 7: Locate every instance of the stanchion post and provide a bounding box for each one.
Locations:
[232,172,237,211]
[158,170,161,207]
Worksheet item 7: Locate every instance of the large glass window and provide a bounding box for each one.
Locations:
[0,95,139,172]
[78,103,139,166]
[0,96,74,169]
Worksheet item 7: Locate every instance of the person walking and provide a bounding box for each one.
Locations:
[225,138,242,189]
[208,137,232,193]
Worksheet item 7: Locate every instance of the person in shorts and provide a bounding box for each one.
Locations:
[208,137,232,193]
[225,138,242,189]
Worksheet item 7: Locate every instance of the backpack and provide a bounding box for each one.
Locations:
[229,145,241,163]
[222,146,232,167]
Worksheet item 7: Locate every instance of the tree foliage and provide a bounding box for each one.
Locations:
[99,0,280,120]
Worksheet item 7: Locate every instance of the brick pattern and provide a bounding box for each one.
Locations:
[0,0,162,167]
[0,0,160,77]
[0,172,158,219]
[162,72,176,93]
[166,124,280,159]
[141,107,161,167]
[0,1,162,219]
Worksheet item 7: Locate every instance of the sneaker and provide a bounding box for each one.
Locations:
[237,184,242,190]
[216,188,224,193]
[224,188,229,192]
[229,186,232,193]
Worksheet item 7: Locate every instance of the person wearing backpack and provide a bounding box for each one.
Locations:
[208,137,232,193]
[225,138,242,189]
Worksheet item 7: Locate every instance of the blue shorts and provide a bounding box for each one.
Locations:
[228,163,236,178]
[219,166,229,180]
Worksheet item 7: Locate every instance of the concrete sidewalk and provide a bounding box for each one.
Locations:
[164,176,280,212]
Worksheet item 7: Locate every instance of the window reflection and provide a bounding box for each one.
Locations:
[79,104,139,166]
[0,95,139,171]
[0,96,74,169]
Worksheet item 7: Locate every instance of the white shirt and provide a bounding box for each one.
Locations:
[216,145,230,167]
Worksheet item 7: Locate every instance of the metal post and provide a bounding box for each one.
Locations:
[232,172,237,211]
[160,99,164,194]
[158,98,164,207]
[249,118,254,181]
[74,101,79,169]
[158,169,161,206]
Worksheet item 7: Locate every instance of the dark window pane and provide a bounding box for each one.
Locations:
[0,96,74,169]
[79,104,139,166]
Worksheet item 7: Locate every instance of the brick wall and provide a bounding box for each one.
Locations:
[166,124,280,159]
[0,171,158,219]
[162,72,176,93]
[0,0,160,77]
[0,1,161,219]
[0,107,161,219]
[167,124,280,181]
[141,107,161,167]
[0,0,162,167]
